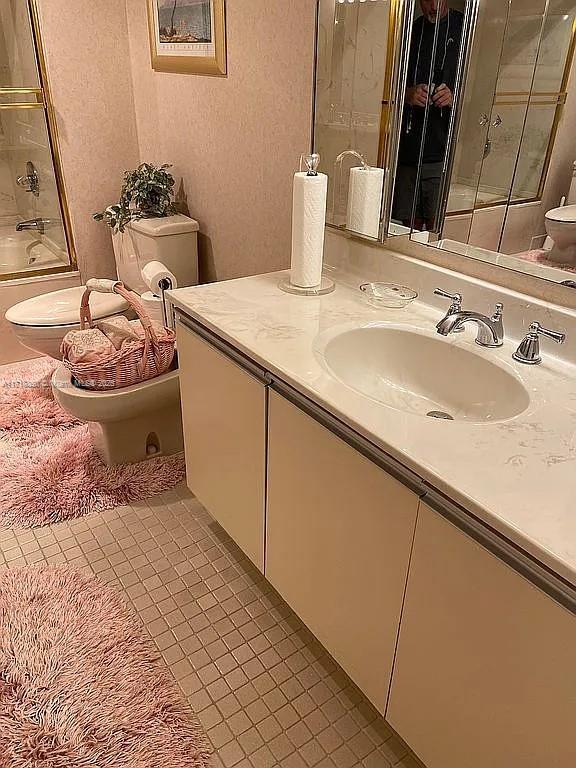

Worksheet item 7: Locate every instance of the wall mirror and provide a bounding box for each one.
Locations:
[313,0,576,293]
[400,0,576,288]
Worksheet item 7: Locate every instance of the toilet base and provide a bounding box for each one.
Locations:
[88,403,184,466]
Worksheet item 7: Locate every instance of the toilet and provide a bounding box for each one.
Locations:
[544,204,576,265]
[6,215,199,356]
[6,213,199,466]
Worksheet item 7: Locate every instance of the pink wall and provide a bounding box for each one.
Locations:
[125,0,317,282]
[36,0,140,279]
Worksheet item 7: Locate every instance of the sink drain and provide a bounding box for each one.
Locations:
[427,410,454,421]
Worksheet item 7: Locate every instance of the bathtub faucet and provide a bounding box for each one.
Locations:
[16,218,55,235]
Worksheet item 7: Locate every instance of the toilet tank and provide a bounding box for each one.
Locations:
[112,214,199,294]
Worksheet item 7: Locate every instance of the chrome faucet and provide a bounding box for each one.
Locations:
[16,161,40,197]
[435,288,504,348]
[16,218,53,235]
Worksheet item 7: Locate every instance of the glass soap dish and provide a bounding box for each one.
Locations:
[360,282,418,309]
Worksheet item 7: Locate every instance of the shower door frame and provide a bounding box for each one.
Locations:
[0,0,77,282]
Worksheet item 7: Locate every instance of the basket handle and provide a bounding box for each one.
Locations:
[80,280,123,328]
[80,282,165,376]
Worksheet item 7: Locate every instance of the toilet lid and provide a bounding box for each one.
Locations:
[6,286,129,327]
[546,204,576,223]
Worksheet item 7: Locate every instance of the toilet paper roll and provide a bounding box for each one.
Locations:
[141,261,178,296]
[290,171,328,288]
[140,291,166,328]
[346,166,385,239]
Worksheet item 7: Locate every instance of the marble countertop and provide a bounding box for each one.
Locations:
[168,270,576,588]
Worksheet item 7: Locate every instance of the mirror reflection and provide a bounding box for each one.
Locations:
[314,0,390,239]
[392,0,465,233]
[406,0,576,285]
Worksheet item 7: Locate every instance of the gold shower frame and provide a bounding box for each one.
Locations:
[0,0,77,283]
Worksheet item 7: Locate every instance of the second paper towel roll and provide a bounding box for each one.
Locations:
[141,261,178,296]
[290,171,328,288]
[346,166,384,239]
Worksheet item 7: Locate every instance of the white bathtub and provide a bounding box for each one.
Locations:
[447,182,507,212]
[0,231,66,276]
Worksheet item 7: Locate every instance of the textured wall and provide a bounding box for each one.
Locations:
[36,0,140,278]
[125,0,317,282]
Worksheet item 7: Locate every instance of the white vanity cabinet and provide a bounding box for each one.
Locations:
[387,502,576,768]
[176,319,267,572]
[265,390,419,714]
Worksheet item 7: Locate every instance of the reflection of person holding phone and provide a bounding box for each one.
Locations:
[393,0,463,231]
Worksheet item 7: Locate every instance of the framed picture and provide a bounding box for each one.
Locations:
[147,0,227,76]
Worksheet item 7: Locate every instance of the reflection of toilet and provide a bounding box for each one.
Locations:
[52,365,183,465]
[544,204,576,265]
[6,215,199,356]
[6,213,199,465]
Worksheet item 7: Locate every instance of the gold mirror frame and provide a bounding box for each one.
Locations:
[147,0,227,76]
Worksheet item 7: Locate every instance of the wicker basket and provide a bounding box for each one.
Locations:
[62,280,176,391]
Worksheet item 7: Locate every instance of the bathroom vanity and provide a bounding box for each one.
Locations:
[169,251,576,768]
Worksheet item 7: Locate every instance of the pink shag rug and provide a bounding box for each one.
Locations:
[0,357,185,528]
[0,564,211,767]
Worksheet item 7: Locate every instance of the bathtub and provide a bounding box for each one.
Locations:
[447,182,507,213]
[0,231,66,276]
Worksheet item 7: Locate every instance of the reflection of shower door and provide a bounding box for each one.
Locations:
[446,0,576,253]
[0,0,75,280]
[445,0,511,226]
[475,0,547,218]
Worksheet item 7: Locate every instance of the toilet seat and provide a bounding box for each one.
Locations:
[5,286,129,327]
[545,204,576,223]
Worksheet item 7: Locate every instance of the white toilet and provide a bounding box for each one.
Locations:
[544,204,576,265]
[6,215,199,356]
[6,214,199,466]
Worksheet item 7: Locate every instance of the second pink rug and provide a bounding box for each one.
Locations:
[0,564,211,766]
[0,357,186,528]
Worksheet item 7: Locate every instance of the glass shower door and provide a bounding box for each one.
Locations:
[0,0,74,280]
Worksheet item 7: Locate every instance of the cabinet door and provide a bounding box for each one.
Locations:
[266,391,419,713]
[176,321,266,571]
[388,502,576,768]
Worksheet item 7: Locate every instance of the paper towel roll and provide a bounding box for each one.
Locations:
[141,261,178,296]
[140,291,166,327]
[290,172,328,288]
[346,166,384,239]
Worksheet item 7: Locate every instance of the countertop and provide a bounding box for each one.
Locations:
[168,270,576,588]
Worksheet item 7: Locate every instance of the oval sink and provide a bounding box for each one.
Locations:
[319,325,530,423]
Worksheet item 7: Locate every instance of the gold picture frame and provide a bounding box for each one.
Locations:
[147,0,226,76]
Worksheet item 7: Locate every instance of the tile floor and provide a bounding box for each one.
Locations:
[0,483,424,768]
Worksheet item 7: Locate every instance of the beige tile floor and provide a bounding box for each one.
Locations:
[0,483,424,768]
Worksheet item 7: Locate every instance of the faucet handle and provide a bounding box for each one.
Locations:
[513,321,566,365]
[491,302,504,321]
[434,288,462,312]
[434,289,463,332]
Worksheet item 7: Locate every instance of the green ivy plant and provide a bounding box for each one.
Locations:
[93,163,178,233]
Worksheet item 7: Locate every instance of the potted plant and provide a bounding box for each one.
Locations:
[93,163,178,234]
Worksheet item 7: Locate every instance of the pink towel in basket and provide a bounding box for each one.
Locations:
[62,317,165,365]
